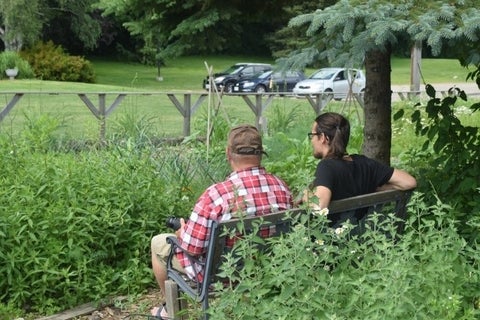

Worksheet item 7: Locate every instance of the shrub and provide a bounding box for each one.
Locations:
[0,116,229,316]
[0,51,35,80]
[209,193,480,319]
[20,41,96,83]
[397,84,480,244]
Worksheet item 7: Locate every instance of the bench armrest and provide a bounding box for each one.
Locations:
[166,235,208,301]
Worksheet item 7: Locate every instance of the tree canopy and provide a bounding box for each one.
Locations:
[0,0,43,51]
[95,0,325,63]
[0,0,102,52]
[280,0,480,164]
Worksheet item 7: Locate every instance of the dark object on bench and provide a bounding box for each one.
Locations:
[164,188,414,319]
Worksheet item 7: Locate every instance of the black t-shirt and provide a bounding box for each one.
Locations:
[312,154,394,227]
[313,154,394,199]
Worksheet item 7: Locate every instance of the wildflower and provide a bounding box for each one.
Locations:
[312,206,329,217]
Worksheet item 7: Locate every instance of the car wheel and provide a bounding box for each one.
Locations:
[225,82,235,93]
[255,85,266,93]
[324,88,336,99]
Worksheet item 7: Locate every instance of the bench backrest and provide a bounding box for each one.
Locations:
[207,189,413,277]
[205,208,305,285]
[328,188,413,235]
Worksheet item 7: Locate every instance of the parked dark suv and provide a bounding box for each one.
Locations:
[203,63,272,93]
[233,70,306,93]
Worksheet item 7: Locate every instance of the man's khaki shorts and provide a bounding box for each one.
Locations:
[151,233,185,273]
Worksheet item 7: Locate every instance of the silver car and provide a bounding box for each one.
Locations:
[293,67,366,100]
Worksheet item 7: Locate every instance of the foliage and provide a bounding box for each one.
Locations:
[41,0,102,52]
[268,1,337,62]
[95,0,305,63]
[265,103,303,136]
[0,115,227,315]
[279,0,480,164]
[209,193,480,319]
[0,50,35,79]
[396,84,480,243]
[20,41,96,83]
[109,111,158,147]
[283,1,480,69]
[0,0,101,52]
[0,0,43,51]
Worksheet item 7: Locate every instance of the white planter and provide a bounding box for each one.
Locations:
[5,68,18,80]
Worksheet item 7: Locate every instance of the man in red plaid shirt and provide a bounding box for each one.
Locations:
[150,124,293,319]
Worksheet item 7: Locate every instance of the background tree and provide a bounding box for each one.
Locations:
[280,0,480,165]
[95,0,311,64]
[0,0,102,53]
[41,0,103,54]
[0,0,44,51]
[268,1,337,62]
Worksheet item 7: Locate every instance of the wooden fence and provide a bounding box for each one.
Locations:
[3,88,464,142]
[1,91,366,140]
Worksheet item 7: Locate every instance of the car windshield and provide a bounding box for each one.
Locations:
[222,65,245,75]
[310,69,338,80]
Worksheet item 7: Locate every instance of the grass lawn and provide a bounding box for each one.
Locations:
[0,55,477,144]
[92,55,472,89]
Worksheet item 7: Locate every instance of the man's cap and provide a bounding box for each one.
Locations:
[228,124,266,156]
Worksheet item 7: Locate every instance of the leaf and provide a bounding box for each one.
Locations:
[411,110,421,122]
[458,90,468,101]
[393,109,404,121]
[425,84,436,98]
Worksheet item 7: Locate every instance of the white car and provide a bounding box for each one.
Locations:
[293,67,366,100]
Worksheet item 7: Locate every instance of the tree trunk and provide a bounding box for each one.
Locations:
[362,48,392,166]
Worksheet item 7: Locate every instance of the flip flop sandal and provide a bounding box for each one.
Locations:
[147,304,168,320]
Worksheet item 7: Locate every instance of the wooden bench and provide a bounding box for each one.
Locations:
[164,188,414,319]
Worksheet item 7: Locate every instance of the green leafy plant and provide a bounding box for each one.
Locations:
[0,131,225,315]
[265,103,303,135]
[396,84,480,243]
[208,193,480,319]
[0,50,35,79]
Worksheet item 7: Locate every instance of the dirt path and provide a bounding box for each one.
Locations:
[34,289,163,320]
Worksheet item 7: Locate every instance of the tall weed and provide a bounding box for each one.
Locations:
[109,111,157,146]
[265,102,303,135]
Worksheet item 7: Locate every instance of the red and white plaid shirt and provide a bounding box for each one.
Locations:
[176,166,293,282]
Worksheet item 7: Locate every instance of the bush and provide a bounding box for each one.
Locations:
[20,41,96,83]
[397,84,480,244]
[0,115,229,316]
[0,51,35,80]
[209,193,480,319]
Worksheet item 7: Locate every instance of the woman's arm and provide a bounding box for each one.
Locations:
[300,185,332,209]
[377,168,417,191]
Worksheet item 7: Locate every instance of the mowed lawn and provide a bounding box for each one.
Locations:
[0,55,476,140]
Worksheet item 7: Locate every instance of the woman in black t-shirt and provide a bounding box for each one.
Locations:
[302,112,417,215]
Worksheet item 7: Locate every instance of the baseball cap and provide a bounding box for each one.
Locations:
[228,124,266,155]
